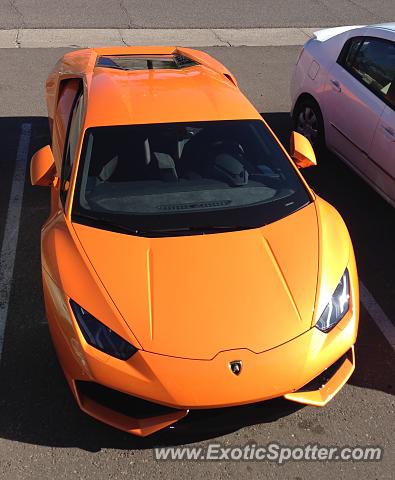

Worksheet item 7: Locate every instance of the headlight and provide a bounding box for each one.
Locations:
[315,270,350,332]
[70,300,137,360]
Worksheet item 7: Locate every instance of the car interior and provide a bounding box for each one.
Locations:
[77,121,299,215]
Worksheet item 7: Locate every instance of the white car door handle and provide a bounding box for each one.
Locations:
[330,79,341,92]
[381,124,395,141]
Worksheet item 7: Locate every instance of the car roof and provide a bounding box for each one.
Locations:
[47,47,261,128]
[85,59,260,128]
[370,22,395,33]
[313,23,395,43]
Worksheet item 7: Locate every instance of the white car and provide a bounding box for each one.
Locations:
[291,23,395,206]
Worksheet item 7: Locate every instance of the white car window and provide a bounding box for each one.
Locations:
[339,37,395,109]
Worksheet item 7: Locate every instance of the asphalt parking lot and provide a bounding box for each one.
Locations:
[0,42,394,479]
[0,0,393,29]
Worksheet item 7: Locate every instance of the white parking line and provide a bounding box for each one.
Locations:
[360,282,395,351]
[0,123,31,362]
[0,27,322,48]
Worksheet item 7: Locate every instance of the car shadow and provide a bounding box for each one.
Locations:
[0,115,393,452]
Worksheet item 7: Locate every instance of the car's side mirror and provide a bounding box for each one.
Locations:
[30,145,56,186]
[290,131,317,169]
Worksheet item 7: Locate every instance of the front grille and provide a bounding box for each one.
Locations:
[297,350,351,393]
[76,381,182,419]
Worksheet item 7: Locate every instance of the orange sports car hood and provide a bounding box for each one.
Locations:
[72,203,319,360]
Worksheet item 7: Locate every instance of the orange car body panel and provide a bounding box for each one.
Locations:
[71,202,319,359]
[36,47,359,437]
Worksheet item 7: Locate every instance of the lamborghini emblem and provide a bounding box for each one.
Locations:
[229,360,242,376]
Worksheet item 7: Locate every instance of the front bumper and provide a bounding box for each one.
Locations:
[69,346,355,436]
[48,288,357,436]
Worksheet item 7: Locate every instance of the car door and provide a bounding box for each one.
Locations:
[336,34,395,205]
[369,101,395,205]
[324,36,386,169]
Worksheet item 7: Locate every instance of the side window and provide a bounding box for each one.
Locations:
[53,79,81,164]
[338,37,363,69]
[338,36,395,109]
[60,90,84,204]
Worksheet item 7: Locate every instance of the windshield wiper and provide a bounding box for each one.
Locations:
[145,225,245,236]
[73,213,247,237]
[72,213,141,235]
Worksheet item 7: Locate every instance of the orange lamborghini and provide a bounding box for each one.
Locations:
[31,46,359,437]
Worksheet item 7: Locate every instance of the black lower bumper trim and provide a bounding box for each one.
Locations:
[75,381,182,419]
[297,350,351,393]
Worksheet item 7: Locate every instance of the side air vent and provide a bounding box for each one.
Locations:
[96,54,198,71]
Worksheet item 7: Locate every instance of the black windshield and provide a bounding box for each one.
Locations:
[72,120,310,236]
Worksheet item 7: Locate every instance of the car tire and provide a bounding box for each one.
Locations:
[293,97,325,155]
